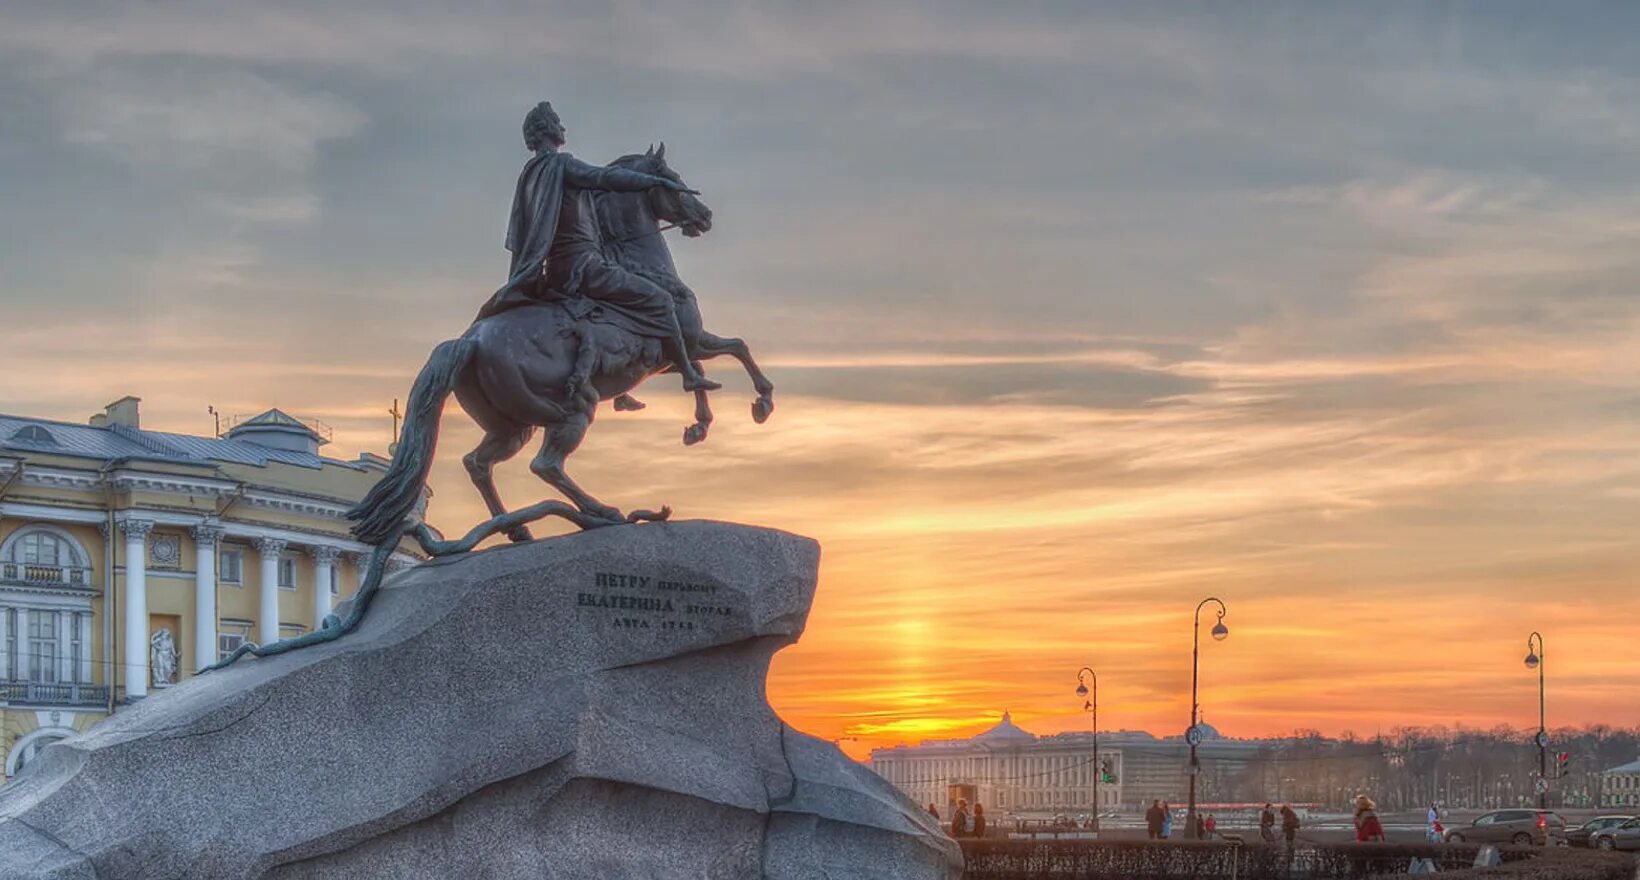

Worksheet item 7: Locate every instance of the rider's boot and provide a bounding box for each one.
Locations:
[667,336,720,392]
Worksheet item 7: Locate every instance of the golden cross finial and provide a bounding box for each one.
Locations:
[388,398,403,447]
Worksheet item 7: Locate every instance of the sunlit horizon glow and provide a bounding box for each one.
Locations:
[4,3,1639,761]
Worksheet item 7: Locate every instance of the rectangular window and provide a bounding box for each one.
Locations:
[329,567,338,596]
[220,549,243,584]
[218,619,253,660]
[279,624,306,641]
[27,609,59,683]
[278,557,296,590]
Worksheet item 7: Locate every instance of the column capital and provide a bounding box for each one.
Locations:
[349,551,372,571]
[308,545,343,564]
[190,523,227,547]
[255,536,288,556]
[118,517,156,541]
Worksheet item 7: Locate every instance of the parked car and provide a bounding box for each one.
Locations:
[1567,815,1634,847]
[1443,810,1566,846]
[1591,817,1640,852]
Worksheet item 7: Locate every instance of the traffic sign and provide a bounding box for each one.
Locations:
[1185,726,1203,747]
[1535,730,1550,749]
[1534,778,1550,794]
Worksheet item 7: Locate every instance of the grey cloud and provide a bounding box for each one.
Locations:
[766,361,1209,408]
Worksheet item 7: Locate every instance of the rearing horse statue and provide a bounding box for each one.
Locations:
[206,145,773,670]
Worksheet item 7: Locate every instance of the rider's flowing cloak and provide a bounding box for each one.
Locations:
[473,149,570,323]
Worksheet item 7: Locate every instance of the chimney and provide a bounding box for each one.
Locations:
[90,396,141,429]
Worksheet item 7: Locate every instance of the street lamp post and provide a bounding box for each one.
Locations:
[1077,668,1100,836]
[1186,597,1229,840]
[1525,632,1546,809]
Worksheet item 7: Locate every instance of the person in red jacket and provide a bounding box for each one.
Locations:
[1354,795,1387,842]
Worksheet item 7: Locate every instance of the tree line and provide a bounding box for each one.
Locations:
[1205,725,1640,811]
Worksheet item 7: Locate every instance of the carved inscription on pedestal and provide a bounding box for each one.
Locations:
[575,571,737,631]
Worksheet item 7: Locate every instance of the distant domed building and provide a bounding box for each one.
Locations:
[0,396,415,780]
[869,712,1266,818]
[971,711,1036,746]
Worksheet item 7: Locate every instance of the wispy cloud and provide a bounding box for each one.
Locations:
[3,2,1639,759]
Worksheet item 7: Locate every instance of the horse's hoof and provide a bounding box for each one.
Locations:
[752,396,774,424]
[614,394,646,412]
[683,424,708,446]
[506,526,534,543]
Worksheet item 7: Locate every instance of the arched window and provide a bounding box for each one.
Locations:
[5,727,74,777]
[2,527,87,567]
[1,526,91,587]
[15,531,67,565]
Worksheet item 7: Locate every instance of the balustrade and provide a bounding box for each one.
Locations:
[0,562,94,587]
[0,680,109,706]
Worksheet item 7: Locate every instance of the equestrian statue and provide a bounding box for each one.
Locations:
[208,100,774,670]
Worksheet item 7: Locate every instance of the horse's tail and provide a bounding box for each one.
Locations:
[347,338,477,545]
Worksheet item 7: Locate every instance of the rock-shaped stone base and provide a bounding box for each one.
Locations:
[0,521,960,879]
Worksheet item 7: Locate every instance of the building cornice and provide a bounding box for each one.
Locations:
[240,489,354,520]
[0,461,102,493]
[0,582,101,602]
[107,468,238,499]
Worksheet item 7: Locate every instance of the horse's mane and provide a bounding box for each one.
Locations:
[609,153,657,172]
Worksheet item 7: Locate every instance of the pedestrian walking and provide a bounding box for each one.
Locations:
[1204,814,1217,839]
[951,799,970,838]
[1146,800,1166,839]
[1259,803,1277,843]
[1162,801,1174,839]
[1353,795,1387,843]
[1426,803,1442,843]
[973,803,987,839]
[1280,804,1300,846]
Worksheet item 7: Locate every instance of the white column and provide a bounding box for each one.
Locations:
[77,612,92,683]
[348,551,372,600]
[310,546,340,630]
[191,524,224,672]
[0,607,12,681]
[256,537,286,646]
[55,609,72,682]
[9,608,23,684]
[120,518,154,699]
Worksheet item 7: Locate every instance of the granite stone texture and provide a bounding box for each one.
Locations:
[0,521,961,879]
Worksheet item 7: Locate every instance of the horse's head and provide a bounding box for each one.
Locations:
[612,143,713,237]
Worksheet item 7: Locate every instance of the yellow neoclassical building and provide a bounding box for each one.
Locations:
[0,396,415,780]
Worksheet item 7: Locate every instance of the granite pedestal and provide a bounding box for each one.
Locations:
[0,521,960,879]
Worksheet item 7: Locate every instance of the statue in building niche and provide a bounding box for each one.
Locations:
[150,629,180,688]
[208,101,774,670]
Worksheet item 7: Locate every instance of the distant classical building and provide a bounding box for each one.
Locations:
[868,712,1266,817]
[0,396,413,780]
[1599,759,1640,808]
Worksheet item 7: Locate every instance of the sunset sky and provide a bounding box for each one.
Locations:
[3,2,1638,759]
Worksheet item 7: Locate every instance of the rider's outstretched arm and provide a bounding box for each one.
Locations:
[564,157,689,193]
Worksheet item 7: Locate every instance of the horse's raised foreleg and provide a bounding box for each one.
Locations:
[462,424,535,542]
[695,331,775,423]
[529,413,622,522]
[682,361,714,446]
